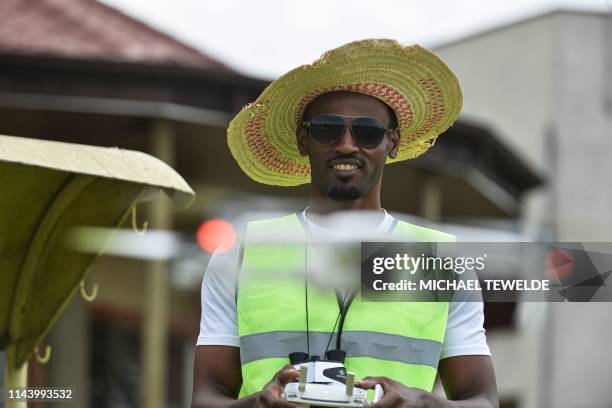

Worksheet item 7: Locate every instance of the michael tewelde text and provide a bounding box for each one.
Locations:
[372,279,550,291]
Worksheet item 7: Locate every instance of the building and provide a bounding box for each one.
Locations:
[0,1,264,407]
[433,9,612,408]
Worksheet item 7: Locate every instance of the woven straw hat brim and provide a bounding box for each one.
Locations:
[228,38,463,186]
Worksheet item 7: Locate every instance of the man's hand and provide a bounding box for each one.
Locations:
[356,355,498,408]
[357,376,447,408]
[255,365,301,408]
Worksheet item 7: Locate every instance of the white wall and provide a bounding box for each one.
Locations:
[432,11,612,408]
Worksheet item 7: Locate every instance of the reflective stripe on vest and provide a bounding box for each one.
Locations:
[236,213,455,397]
[240,331,442,367]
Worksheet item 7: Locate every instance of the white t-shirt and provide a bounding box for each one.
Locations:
[197,210,490,360]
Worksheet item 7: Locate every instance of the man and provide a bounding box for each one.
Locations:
[192,39,498,408]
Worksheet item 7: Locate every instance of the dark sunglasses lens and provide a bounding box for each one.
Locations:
[351,117,386,148]
[309,115,345,144]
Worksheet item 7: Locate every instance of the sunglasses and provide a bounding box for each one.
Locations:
[301,114,394,149]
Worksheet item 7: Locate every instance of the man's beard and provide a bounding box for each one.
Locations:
[327,184,364,202]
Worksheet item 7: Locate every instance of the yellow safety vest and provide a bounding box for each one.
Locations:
[236,213,455,397]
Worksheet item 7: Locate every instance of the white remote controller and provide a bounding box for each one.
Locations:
[282,361,385,407]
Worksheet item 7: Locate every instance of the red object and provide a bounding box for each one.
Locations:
[544,248,573,279]
[197,219,236,254]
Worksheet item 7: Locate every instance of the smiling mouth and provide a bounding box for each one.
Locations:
[332,163,360,171]
[328,158,364,179]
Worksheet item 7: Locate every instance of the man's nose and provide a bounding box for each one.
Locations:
[334,124,359,154]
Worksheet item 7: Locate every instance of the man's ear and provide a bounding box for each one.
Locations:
[387,129,400,159]
[296,126,309,156]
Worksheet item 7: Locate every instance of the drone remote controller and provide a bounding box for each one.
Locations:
[281,353,384,407]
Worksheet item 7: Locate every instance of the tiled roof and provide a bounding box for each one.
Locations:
[0,0,234,72]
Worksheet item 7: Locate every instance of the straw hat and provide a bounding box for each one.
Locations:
[227,38,462,186]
